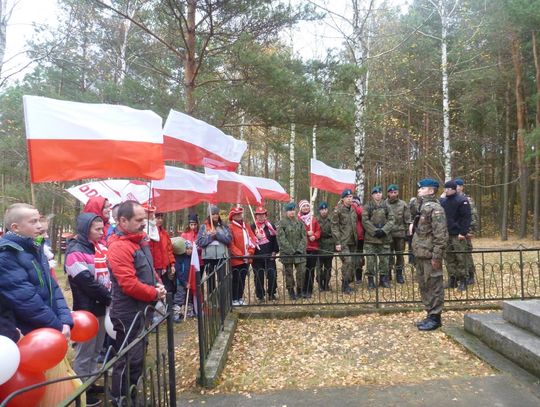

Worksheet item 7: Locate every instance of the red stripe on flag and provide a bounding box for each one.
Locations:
[310,173,355,195]
[214,179,263,205]
[163,136,239,171]
[27,139,164,182]
[152,189,216,213]
[257,187,290,202]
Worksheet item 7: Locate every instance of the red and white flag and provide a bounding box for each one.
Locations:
[243,175,290,202]
[310,158,355,195]
[23,95,164,182]
[204,168,263,205]
[151,166,218,212]
[66,180,150,206]
[162,110,247,171]
[188,242,200,295]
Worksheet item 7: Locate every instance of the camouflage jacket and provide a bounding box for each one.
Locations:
[331,202,358,247]
[316,214,335,253]
[362,200,395,244]
[385,198,412,238]
[277,216,307,264]
[412,195,448,260]
[462,193,479,233]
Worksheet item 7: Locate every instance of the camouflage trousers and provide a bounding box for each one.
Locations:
[282,262,306,291]
[445,235,468,279]
[415,258,444,315]
[364,243,391,276]
[465,237,475,275]
[339,244,356,284]
[389,237,406,273]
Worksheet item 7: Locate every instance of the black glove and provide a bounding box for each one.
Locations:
[374,230,386,239]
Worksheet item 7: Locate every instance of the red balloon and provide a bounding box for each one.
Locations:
[18,328,67,373]
[0,369,46,407]
[70,311,99,342]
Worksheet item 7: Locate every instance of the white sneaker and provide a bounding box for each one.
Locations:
[232,300,240,306]
[238,299,246,306]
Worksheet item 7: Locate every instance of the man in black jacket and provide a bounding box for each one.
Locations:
[440,180,471,291]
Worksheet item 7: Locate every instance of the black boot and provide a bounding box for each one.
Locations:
[388,270,393,281]
[467,271,476,285]
[445,276,457,289]
[367,276,376,290]
[457,278,467,292]
[288,288,297,301]
[342,281,353,294]
[355,269,363,283]
[396,269,405,284]
[418,314,442,331]
[379,274,391,288]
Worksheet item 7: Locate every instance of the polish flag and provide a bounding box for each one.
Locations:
[243,175,290,202]
[151,166,218,212]
[163,110,247,171]
[188,242,200,295]
[23,95,164,182]
[204,168,263,205]
[66,180,151,206]
[310,158,356,195]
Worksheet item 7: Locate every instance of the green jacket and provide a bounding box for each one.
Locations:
[412,195,448,260]
[317,214,335,253]
[386,198,412,238]
[331,202,357,247]
[277,216,307,264]
[362,199,395,244]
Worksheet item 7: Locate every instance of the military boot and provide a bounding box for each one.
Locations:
[355,269,363,283]
[379,274,391,288]
[288,288,297,301]
[417,314,442,331]
[444,276,457,289]
[457,278,467,292]
[396,268,405,284]
[367,276,376,290]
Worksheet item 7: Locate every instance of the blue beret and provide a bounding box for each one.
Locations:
[417,178,439,188]
[284,202,296,211]
[387,184,399,192]
[341,189,353,198]
[371,186,382,194]
[454,178,464,186]
[444,180,457,190]
[318,202,328,210]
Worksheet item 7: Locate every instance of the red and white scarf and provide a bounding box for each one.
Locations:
[298,211,313,228]
[254,220,276,245]
[232,220,257,254]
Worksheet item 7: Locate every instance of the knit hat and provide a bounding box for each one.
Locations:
[387,184,399,192]
[298,200,310,210]
[417,178,439,188]
[171,237,186,255]
[454,178,465,186]
[371,186,382,194]
[210,205,220,215]
[444,180,458,190]
[318,201,328,210]
[255,206,267,215]
[228,206,243,221]
[341,189,353,198]
[188,213,199,223]
[284,202,296,211]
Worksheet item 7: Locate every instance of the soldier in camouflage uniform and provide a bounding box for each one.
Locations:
[385,184,411,284]
[316,202,335,291]
[331,189,358,294]
[411,178,449,331]
[408,196,420,264]
[277,202,307,300]
[455,178,478,285]
[362,186,395,289]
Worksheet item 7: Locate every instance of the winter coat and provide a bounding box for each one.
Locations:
[352,203,365,241]
[440,194,472,236]
[149,226,175,270]
[83,197,110,243]
[196,222,231,260]
[385,198,412,238]
[277,217,307,265]
[107,229,161,321]
[65,213,112,317]
[229,221,257,267]
[299,214,321,252]
[0,232,73,334]
[412,195,449,260]
[331,202,358,247]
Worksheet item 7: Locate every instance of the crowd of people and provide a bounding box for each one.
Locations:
[0,177,477,404]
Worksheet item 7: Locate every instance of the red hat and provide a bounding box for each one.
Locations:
[255,206,267,215]
[141,202,156,212]
[228,206,243,221]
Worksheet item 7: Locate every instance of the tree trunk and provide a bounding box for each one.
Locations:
[310,124,318,208]
[501,84,511,241]
[532,30,540,240]
[0,0,8,78]
[289,123,296,202]
[440,0,452,181]
[510,32,529,239]
[184,0,197,115]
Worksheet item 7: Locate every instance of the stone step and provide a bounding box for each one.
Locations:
[464,313,540,378]
[503,300,540,337]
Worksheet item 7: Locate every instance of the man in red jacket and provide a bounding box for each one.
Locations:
[107,200,166,403]
[150,213,176,294]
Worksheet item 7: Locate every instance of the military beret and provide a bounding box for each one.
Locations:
[371,186,382,194]
[454,178,464,186]
[284,202,296,211]
[318,201,328,210]
[444,180,458,190]
[417,178,439,188]
[341,189,353,198]
[387,184,399,192]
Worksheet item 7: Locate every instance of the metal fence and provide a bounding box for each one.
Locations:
[1,295,176,407]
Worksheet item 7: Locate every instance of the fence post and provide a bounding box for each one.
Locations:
[195,269,206,386]
[166,293,177,407]
[519,249,525,300]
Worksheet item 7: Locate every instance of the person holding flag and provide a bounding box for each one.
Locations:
[297,200,321,299]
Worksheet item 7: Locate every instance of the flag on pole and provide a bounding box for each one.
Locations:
[242,175,290,202]
[188,242,200,295]
[163,109,247,171]
[66,180,150,206]
[23,95,164,182]
[151,166,218,212]
[204,168,263,205]
[310,158,356,195]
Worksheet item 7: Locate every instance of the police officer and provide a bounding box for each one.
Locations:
[362,186,395,289]
[411,178,448,331]
[455,178,478,285]
[440,180,471,291]
[385,184,411,284]
[277,202,307,300]
[331,189,358,294]
[316,202,335,291]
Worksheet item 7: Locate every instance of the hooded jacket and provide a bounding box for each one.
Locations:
[0,232,73,334]
[65,213,112,317]
[149,226,175,270]
[83,197,110,241]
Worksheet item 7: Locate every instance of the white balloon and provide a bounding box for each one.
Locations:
[0,335,20,385]
[105,308,116,340]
